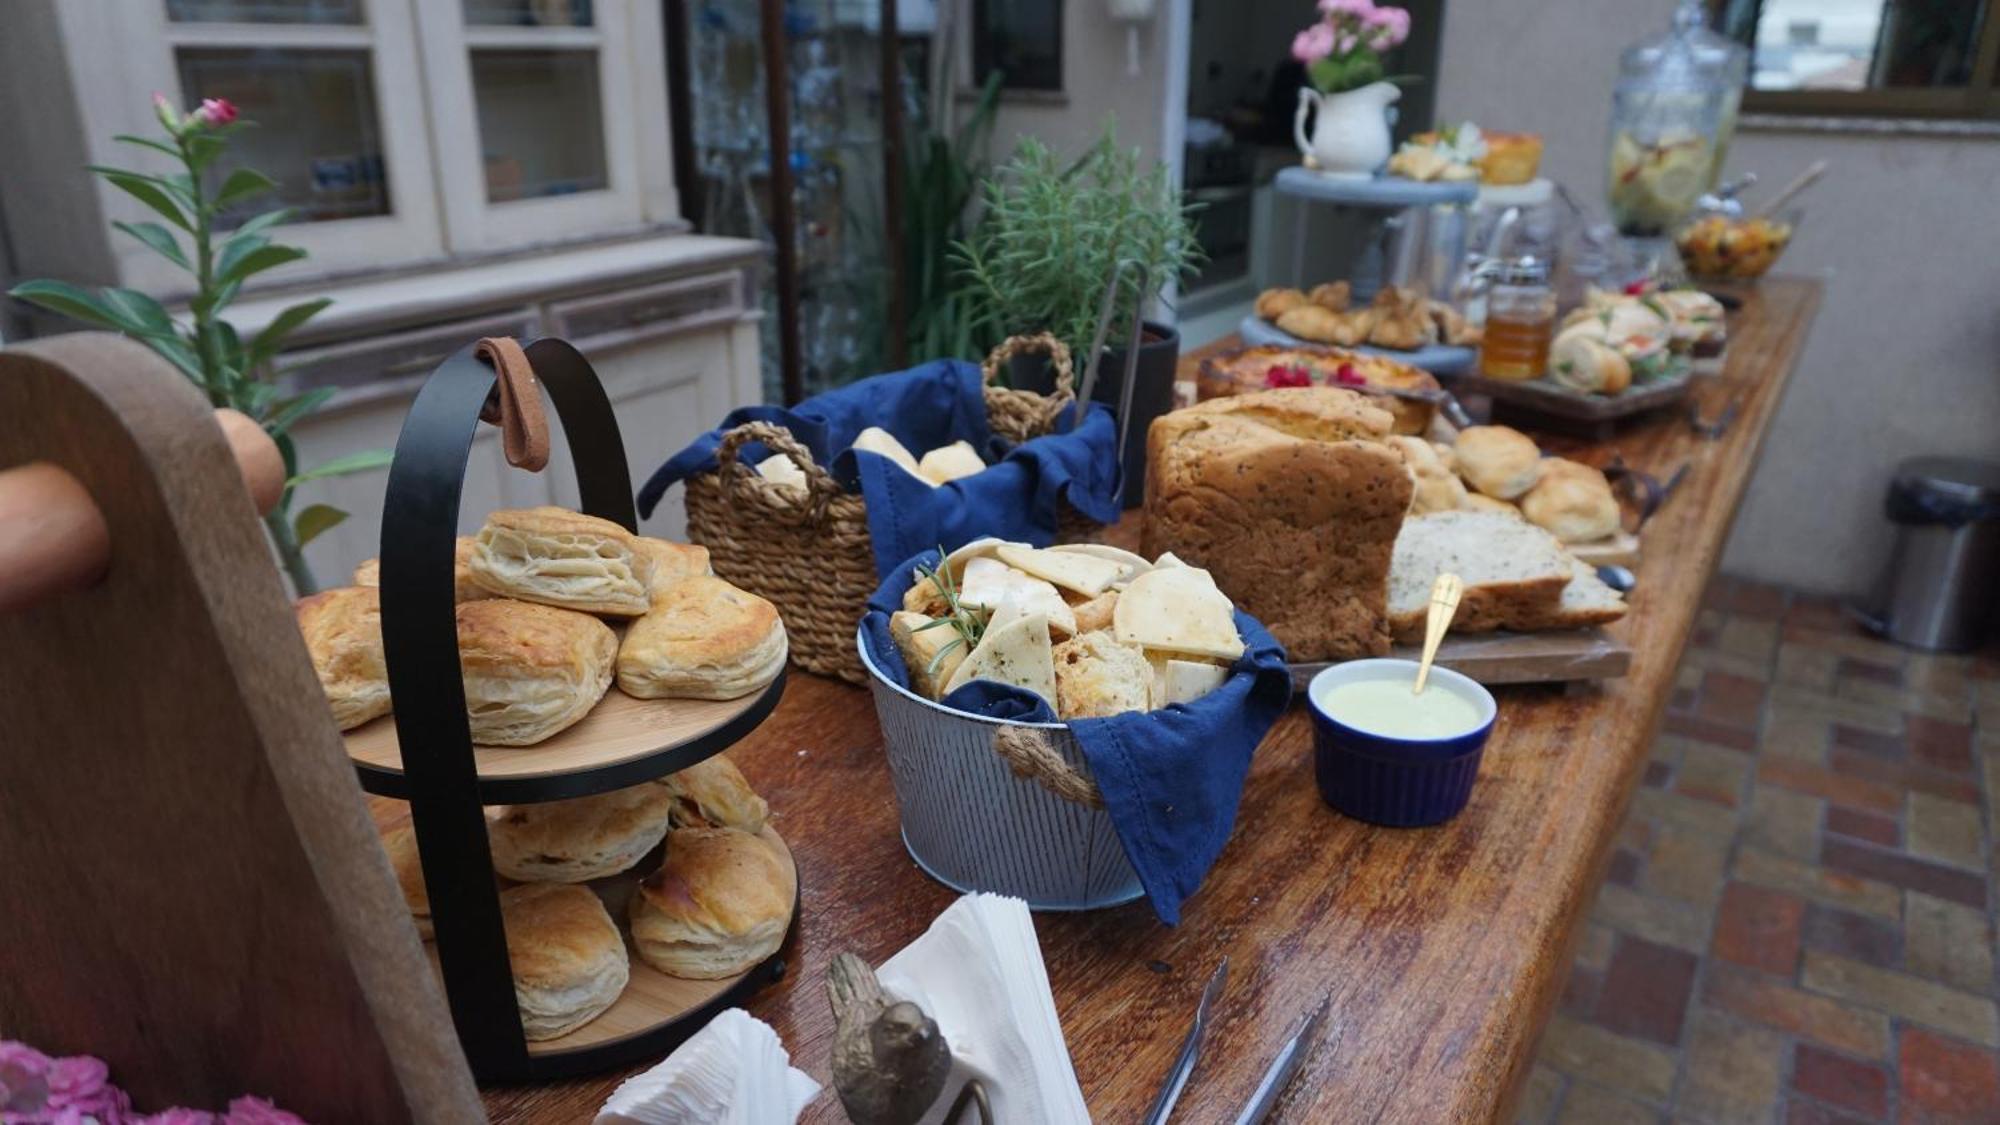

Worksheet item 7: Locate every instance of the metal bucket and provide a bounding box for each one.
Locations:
[858,630,1143,911]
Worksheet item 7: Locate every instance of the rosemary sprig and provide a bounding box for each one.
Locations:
[910,547,986,675]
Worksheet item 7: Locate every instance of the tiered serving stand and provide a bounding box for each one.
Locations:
[347,337,795,1082]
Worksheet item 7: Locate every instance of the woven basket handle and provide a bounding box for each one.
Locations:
[981,332,1075,398]
[712,421,842,510]
[991,725,1103,808]
[980,334,1078,442]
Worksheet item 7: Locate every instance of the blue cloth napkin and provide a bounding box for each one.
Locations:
[635,360,1124,577]
[862,548,1295,925]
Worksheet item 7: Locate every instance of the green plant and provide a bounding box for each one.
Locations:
[954,127,1204,363]
[910,548,985,675]
[7,94,388,595]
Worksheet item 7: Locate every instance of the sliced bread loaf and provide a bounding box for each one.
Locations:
[1387,510,1573,641]
[1510,558,1629,632]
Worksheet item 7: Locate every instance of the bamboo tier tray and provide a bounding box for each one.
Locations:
[346,672,786,802]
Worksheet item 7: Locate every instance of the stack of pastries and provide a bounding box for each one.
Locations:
[300,506,787,745]
[1255,281,1480,352]
[384,754,795,1041]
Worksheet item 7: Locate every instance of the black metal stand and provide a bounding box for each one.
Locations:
[366,337,792,1083]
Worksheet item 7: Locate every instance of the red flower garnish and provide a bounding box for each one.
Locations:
[1623,280,1648,296]
[1264,364,1312,388]
[1333,362,1367,387]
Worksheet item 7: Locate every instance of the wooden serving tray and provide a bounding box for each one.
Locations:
[1450,367,1692,421]
[1291,627,1632,691]
[344,676,782,793]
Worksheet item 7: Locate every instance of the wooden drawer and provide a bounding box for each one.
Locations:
[546,272,745,354]
[283,309,541,396]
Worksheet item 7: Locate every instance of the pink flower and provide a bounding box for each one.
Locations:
[221,1097,305,1125]
[151,92,186,135]
[1318,0,1376,16]
[1291,21,1336,62]
[1336,30,1358,53]
[43,1054,130,1121]
[137,1111,218,1125]
[1365,6,1411,47]
[194,98,238,127]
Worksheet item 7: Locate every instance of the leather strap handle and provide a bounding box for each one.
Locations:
[474,337,550,471]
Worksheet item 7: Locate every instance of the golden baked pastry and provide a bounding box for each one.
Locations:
[1453,425,1544,500]
[1254,287,1309,320]
[380,825,431,939]
[660,754,769,833]
[1144,389,1412,661]
[1274,303,1344,345]
[468,507,654,617]
[630,827,795,980]
[1052,630,1153,719]
[296,586,391,731]
[889,610,964,699]
[1365,285,1438,351]
[1477,132,1543,185]
[353,536,495,603]
[1194,345,1439,436]
[1308,281,1351,312]
[488,784,675,883]
[1549,329,1634,395]
[1519,459,1622,543]
[615,575,787,701]
[1460,493,1523,518]
[501,883,629,1040]
[1390,435,1470,516]
[456,599,617,746]
[634,537,712,599]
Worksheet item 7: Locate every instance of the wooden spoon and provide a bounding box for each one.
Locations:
[1413,572,1464,695]
[1752,160,1827,218]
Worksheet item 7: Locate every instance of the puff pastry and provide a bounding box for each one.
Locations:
[296,586,391,730]
[660,754,769,834]
[457,599,617,746]
[488,783,675,882]
[633,536,712,598]
[502,883,629,1040]
[468,507,654,616]
[630,827,794,980]
[352,536,495,603]
[615,575,787,701]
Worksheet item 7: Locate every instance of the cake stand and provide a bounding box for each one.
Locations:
[347,337,796,1083]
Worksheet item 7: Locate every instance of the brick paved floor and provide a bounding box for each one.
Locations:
[1518,576,2000,1125]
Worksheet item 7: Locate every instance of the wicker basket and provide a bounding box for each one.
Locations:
[685,335,1102,685]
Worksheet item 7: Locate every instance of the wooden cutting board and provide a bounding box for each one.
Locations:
[1290,627,1632,691]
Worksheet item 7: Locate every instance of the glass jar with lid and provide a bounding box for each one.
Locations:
[1480,255,1557,382]
[1606,0,1749,238]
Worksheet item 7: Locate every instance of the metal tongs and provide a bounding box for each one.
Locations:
[1142,960,1330,1124]
[1142,957,1228,1125]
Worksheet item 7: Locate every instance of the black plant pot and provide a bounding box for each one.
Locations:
[1004,321,1181,509]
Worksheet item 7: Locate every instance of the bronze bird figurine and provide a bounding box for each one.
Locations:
[826,951,952,1125]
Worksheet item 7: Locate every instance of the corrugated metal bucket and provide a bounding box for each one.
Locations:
[857,628,1143,910]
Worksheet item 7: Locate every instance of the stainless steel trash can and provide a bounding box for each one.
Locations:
[1860,457,2000,652]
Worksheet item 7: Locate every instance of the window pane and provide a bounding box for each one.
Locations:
[1727,0,1986,91]
[471,49,609,202]
[176,48,391,225]
[166,0,363,23]
[972,0,1063,91]
[463,0,593,27]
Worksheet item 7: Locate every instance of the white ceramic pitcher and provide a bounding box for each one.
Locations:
[1294,81,1400,177]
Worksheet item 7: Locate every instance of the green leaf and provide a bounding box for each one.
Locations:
[6,280,126,331]
[112,133,182,159]
[247,297,331,367]
[142,334,210,389]
[215,241,305,286]
[263,385,337,435]
[212,167,276,211]
[229,208,293,241]
[184,134,226,174]
[112,220,191,272]
[99,287,179,338]
[88,167,193,230]
[292,503,349,547]
[285,448,393,486]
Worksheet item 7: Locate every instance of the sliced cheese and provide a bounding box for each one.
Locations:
[1115,565,1244,661]
[959,557,1077,636]
[754,453,808,492]
[943,612,1057,707]
[852,426,929,483]
[1160,659,1229,707]
[1048,543,1152,586]
[994,544,1123,597]
[917,440,986,485]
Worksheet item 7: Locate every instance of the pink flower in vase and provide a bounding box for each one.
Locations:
[43,1054,131,1121]
[195,98,239,127]
[1291,21,1336,63]
[1364,5,1411,47]
[1319,0,1377,17]
[1335,30,1359,53]
[138,1110,219,1125]
[222,1096,307,1125]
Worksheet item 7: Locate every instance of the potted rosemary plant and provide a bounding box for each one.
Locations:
[955,130,1203,507]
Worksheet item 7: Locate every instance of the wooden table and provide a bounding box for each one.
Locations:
[475,279,1821,1123]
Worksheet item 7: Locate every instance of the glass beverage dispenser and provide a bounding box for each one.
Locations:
[1606,0,1749,238]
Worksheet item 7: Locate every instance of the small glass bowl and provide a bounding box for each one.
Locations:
[1674,205,1802,282]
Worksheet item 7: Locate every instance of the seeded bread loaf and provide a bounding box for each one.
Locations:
[1143,388,1412,661]
[1509,558,1629,632]
[1386,510,1573,641]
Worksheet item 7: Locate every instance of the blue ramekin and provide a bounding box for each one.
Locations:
[1306,659,1497,827]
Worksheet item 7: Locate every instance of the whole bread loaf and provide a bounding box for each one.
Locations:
[1143,388,1412,661]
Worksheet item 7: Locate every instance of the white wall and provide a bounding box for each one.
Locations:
[983,4,1172,163]
[1434,0,2000,596]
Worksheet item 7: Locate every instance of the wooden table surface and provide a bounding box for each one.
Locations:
[470,279,1822,1123]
